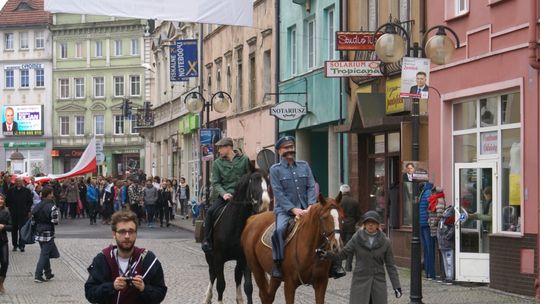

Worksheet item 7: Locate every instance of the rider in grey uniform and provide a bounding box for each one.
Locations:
[270,136,345,279]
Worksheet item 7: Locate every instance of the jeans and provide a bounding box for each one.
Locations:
[179,199,188,216]
[158,204,170,226]
[146,204,156,225]
[440,249,454,280]
[35,240,57,278]
[420,226,436,279]
[114,200,121,212]
[68,202,77,219]
[10,218,24,250]
[0,241,8,277]
[87,202,97,224]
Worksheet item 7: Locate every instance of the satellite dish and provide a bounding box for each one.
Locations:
[256,149,275,172]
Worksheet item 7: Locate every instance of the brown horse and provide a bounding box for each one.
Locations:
[241,193,343,304]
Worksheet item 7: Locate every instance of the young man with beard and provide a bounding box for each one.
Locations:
[85,210,167,304]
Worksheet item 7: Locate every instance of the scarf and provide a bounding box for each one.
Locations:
[428,192,445,212]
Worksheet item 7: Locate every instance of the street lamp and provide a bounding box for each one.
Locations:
[183,91,232,217]
[374,22,460,304]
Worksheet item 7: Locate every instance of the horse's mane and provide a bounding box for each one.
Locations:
[296,199,337,229]
[232,169,263,203]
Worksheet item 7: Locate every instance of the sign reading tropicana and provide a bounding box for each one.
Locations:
[270,101,307,121]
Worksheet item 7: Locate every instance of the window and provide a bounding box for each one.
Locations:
[263,50,271,103]
[35,31,44,49]
[4,33,13,50]
[236,57,243,112]
[20,69,29,88]
[35,68,44,87]
[60,42,68,59]
[368,0,378,31]
[288,27,297,75]
[75,42,82,58]
[19,32,29,49]
[130,115,138,134]
[93,77,104,98]
[59,78,70,99]
[75,116,84,135]
[399,0,410,32]
[130,75,140,96]
[60,116,69,136]
[249,54,256,108]
[452,91,522,234]
[5,70,14,88]
[114,115,124,135]
[94,115,105,135]
[114,40,122,56]
[114,76,124,97]
[75,78,85,98]
[131,39,139,55]
[456,0,468,15]
[307,19,315,69]
[327,8,335,60]
[95,40,103,57]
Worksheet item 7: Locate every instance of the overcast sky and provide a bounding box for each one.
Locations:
[0,1,6,11]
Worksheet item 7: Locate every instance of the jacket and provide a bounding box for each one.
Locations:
[85,245,167,304]
[210,151,250,199]
[329,229,401,304]
[6,186,33,221]
[157,189,172,207]
[270,159,317,214]
[418,182,433,227]
[340,194,361,233]
[32,198,59,242]
[87,185,99,203]
[0,207,12,243]
[143,186,158,205]
[65,182,80,203]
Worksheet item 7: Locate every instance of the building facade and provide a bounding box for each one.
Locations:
[50,14,147,177]
[279,0,344,197]
[0,0,52,175]
[428,0,538,297]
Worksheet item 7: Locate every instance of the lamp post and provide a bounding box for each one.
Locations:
[183,91,232,218]
[374,23,460,304]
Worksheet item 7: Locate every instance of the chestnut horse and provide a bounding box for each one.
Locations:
[241,193,343,304]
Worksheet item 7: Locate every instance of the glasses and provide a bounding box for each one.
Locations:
[115,229,137,236]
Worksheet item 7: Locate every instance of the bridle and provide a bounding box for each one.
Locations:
[317,204,342,251]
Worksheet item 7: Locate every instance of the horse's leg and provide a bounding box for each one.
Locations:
[240,260,253,304]
[216,260,226,304]
[283,280,297,304]
[249,260,272,304]
[204,254,216,304]
[312,278,329,304]
[268,277,282,303]
[234,262,245,304]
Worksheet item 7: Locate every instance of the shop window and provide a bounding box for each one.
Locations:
[479,97,498,127]
[501,92,520,124]
[501,128,520,232]
[453,100,476,130]
[454,133,477,162]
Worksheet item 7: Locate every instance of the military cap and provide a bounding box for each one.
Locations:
[215,137,233,147]
[362,210,381,224]
[275,136,295,150]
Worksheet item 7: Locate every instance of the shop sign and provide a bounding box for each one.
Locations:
[4,63,44,70]
[3,141,45,148]
[57,149,84,158]
[270,101,306,121]
[386,77,404,114]
[324,61,383,78]
[480,131,498,155]
[335,31,381,51]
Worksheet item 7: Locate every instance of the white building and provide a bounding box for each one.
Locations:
[0,0,53,175]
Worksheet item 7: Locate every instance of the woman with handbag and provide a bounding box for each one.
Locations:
[0,194,12,293]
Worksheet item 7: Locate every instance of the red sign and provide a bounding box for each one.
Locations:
[336,31,381,51]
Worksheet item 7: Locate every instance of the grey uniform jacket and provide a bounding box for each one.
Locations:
[329,229,401,304]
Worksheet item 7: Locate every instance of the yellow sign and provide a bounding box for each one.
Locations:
[386,77,404,114]
[356,85,372,94]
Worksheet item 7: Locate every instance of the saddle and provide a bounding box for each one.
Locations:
[261,218,300,249]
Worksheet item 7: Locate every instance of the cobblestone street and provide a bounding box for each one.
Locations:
[0,218,535,303]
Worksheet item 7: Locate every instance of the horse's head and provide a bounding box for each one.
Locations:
[314,192,344,253]
[233,170,271,214]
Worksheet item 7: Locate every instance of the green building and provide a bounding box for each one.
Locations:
[51,14,147,177]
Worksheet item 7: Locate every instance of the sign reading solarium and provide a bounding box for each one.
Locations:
[324,61,383,78]
[270,101,306,121]
[1,105,44,136]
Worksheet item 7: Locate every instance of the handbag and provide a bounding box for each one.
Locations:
[20,218,36,245]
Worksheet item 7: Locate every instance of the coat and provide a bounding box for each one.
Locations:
[6,186,33,222]
[341,194,361,234]
[329,229,401,304]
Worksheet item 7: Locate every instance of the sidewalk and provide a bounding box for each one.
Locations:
[168,215,540,304]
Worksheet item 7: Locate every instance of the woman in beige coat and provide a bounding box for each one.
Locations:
[318,210,402,304]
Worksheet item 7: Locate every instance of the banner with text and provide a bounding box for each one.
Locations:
[1,105,44,136]
[324,61,383,77]
[170,39,198,82]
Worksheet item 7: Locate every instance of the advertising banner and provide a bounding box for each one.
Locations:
[335,31,381,51]
[400,57,430,99]
[200,128,221,161]
[170,39,198,82]
[1,105,43,136]
[386,77,404,114]
[324,61,383,77]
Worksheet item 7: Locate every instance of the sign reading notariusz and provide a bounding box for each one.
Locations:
[270,101,306,121]
[324,61,383,77]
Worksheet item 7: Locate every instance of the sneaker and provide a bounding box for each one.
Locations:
[442,279,453,285]
[19,247,25,252]
[45,274,55,281]
[34,277,46,283]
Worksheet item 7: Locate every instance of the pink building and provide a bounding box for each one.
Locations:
[428,0,539,297]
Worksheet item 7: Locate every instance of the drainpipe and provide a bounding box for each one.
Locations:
[529,0,540,70]
[274,0,280,163]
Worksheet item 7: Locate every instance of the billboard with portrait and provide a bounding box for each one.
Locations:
[200,128,221,161]
[1,105,44,136]
[400,57,431,99]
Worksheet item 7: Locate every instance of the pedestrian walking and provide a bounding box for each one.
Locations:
[101,178,115,225]
[65,178,79,219]
[143,180,158,227]
[78,177,87,218]
[86,178,99,225]
[317,211,402,304]
[339,184,361,272]
[0,194,12,293]
[178,177,190,219]
[6,178,32,252]
[85,210,167,304]
[157,180,172,227]
[33,186,60,283]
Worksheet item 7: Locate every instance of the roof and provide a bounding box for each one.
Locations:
[0,0,50,28]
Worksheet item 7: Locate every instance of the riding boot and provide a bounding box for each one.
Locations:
[0,276,5,294]
[329,261,346,279]
[271,260,283,279]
